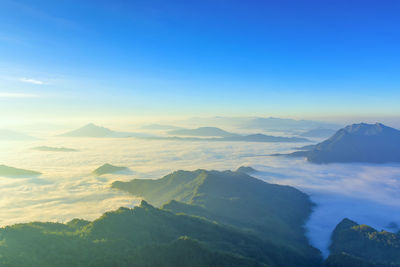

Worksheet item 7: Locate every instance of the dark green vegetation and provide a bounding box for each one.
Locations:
[325,218,400,266]
[0,199,323,266]
[32,146,78,152]
[274,123,400,164]
[112,169,322,266]
[0,164,41,178]
[168,127,236,137]
[92,163,130,176]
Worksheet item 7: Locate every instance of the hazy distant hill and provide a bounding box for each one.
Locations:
[0,129,37,141]
[299,128,337,138]
[140,124,182,131]
[32,146,78,152]
[324,218,400,266]
[168,127,236,137]
[0,164,41,178]
[242,117,340,131]
[236,166,258,174]
[59,123,147,138]
[275,123,400,164]
[150,133,310,143]
[59,123,115,137]
[307,123,400,164]
[224,133,309,142]
[92,163,130,175]
[112,169,321,265]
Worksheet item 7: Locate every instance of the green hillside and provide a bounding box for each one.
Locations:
[112,169,322,265]
[0,201,318,266]
[325,218,400,266]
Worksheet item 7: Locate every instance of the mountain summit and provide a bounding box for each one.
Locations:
[59,123,115,137]
[307,123,400,163]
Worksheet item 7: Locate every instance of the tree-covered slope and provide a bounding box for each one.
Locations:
[112,169,322,265]
[0,201,319,267]
[326,218,400,266]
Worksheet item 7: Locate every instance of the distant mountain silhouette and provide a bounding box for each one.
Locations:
[0,129,37,141]
[0,164,41,178]
[59,123,115,137]
[32,146,78,152]
[242,117,340,131]
[92,163,131,176]
[168,127,236,137]
[275,123,400,164]
[59,123,148,138]
[224,133,309,143]
[140,124,182,131]
[148,133,309,143]
[299,128,337,138]
[307,123,400,164]
[236,166,257,174]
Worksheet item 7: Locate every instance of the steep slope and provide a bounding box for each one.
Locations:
[112,169,322,264]
[276,123,400,164]
[326,218,400,266]
[307,123,400,163]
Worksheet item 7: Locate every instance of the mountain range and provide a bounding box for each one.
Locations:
[0,169,322,266]
[1,167,397,266]
[241,117,340,131]
[112,169,321,264]
[152,126,310,143]
[168,127,236,137]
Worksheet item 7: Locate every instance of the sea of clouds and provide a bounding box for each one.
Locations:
[0,136,399,257]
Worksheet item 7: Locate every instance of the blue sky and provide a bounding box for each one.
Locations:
[1,0,400,120]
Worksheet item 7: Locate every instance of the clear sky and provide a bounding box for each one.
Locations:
[1,0,400,122]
